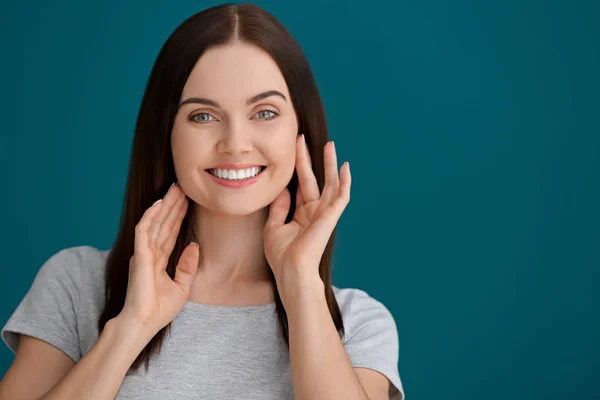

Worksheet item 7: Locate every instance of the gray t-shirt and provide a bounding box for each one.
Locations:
[2,246,404,399]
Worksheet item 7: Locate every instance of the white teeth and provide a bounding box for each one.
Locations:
[209,166,263,180]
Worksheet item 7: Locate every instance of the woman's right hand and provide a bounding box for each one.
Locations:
[118,182,200,336]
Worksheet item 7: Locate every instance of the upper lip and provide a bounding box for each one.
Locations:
[206,163,266,170]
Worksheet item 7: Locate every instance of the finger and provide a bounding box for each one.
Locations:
[300,163,351,259]
[173,242,200,296]
[295,184,304,208]
[304,135,312,165]
[157,188,187,250]
[266,188,291,229]
[149,183,180,243]
[296,134,320,203]
[295,136,307,208]
[331,161,351,218]
[134,199,164,256]
[320,141,339,205]
[338,161,351,201]
[162,196,190,256]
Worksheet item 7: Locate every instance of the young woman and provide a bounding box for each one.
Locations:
[0,3,404,399]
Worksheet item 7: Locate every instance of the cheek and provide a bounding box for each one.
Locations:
[268,113,299,168]
[171,134,191,169]
[171,129,208,174]
[270,147,298,190]
[268,135,297,172]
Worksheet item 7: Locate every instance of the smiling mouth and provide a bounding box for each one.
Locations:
[204,166,267,180]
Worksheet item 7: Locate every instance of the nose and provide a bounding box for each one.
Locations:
[216,120,252,156]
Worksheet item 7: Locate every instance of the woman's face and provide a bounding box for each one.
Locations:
[171,41,299,216]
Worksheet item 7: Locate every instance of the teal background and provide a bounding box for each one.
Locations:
[1,0,598,398]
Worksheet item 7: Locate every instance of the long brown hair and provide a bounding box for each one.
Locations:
[98,2,344,372]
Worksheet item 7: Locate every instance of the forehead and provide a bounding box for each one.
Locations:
[181,41,290,103]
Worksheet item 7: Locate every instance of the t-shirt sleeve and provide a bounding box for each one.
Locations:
[341,289,405,400]
[1,247,83,363]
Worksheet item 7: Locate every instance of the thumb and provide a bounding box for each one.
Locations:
[173,242,200,296]
[266,188,291,229]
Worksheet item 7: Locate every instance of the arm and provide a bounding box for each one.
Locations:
[2,187,196,400]
[283,275,390,400]
[0,336,75,400]
[38,316,155,400]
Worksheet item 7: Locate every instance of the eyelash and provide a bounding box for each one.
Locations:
[189,109,279,124]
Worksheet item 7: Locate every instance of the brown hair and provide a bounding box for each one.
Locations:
[97,2,344,372]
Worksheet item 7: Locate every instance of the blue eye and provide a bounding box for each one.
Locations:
[189,109,279,124]
[256,109,278,120]
[190,113,217,123]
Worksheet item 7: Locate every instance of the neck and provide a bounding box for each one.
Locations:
[188,204,273,287]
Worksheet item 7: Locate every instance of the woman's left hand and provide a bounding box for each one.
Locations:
[263,134,351,287]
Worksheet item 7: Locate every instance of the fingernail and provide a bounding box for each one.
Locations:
[152,199,163,206]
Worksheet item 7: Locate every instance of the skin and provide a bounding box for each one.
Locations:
[0,39,390,400]
[170,40,299,305]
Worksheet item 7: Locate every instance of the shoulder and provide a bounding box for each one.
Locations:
[27,245,110,317]
[332,285,399,349]
[37,245,109,290]
[49,245,109,269]
[332,285,397,334]
[332,285,390,310]
[38,245,108,271]
[1,245,110,362]
[332,285,404,399]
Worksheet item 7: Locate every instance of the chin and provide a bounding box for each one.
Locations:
[209,200,270,217]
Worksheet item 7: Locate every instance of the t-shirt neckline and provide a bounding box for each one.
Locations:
[181,300,277,314]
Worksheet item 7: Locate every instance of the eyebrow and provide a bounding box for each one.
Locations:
[178,90,287,109]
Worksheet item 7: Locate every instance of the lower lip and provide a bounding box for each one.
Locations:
[205,168,266,188]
